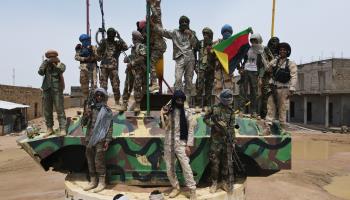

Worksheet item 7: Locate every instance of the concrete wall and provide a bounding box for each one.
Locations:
[0,84,42,120]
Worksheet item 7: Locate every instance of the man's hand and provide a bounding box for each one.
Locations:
[49,57,60,65]
[184,29,192,37]
[116,31,121,40]
[103,141,109,151]
[185,146,191,156]
[218,120,226,128]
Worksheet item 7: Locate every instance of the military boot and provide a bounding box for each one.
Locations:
[120,102,128,112]
[43,127,54,138]
[209,180,218,193]
[92,175,106,193]
[83,176,98,191]
[58,128,66,136]
[134,102,141,113]
[168,186,181,198]
[189,189,197,200]
[150,83,160,94]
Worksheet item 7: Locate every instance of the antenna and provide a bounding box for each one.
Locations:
[12,68,15,86]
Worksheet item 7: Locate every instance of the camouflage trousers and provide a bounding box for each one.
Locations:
[43,88,66,129]
[150,48,165,86]
[133,67,147,103]
[195,69,214,107]
[267,87,289,124]
[209,139,230,183]
[85,141,106,176]
[122,67,134,104]
[174,53,195,97]
[100,67,120,104]
[242,71,258,114]
[164,141,196,190]
[259,76,270,119]
[80,63,98,100]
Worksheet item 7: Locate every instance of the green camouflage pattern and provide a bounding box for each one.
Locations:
[17,110,291,185]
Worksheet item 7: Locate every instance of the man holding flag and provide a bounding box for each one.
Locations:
[212,25,252,99]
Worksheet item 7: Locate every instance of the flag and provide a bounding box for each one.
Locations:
[213,27,252,74]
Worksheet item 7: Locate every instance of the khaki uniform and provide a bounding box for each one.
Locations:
[163,107,196,190]
[203,103,236,188]
[129,43,147,103]
[266,58,297,124]
[75,45,99,100]
[38,60,66,130]
[97,39,128,104]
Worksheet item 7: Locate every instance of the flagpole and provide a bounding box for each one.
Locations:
[271,0,276,37]
[146,2,151,116]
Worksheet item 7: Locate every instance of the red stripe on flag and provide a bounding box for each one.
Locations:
[223,34,249,60]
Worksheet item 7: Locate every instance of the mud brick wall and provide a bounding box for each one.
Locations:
[0,84,42,120]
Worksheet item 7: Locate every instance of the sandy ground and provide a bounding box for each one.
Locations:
[1,107,350,200]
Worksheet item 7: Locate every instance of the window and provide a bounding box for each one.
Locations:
[290,101,295,118]
[34,103,38,118]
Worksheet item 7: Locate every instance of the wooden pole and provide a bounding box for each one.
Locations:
[271,0,276,37]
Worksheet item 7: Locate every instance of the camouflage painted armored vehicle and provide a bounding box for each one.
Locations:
[17,95,291,186]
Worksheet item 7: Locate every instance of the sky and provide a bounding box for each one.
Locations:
[0,0,349,93]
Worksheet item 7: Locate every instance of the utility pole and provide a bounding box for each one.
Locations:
[271,0,276,38]
[12,68,15,86]
[86,0,90,36]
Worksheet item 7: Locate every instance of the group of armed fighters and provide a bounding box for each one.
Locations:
[37,0,297,199]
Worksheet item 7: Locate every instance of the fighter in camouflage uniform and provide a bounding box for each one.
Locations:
[38,50,66,137]
[121,31,147,112]
[97,28,128,107]
[213,25,235,98]
[160,90,196,200]
[203,89,236,193]
[75,34,99,101]
[259,37,278,118]
[82,88,113,193]
[148,0,167,93]
[195,27,216,110]
[155,16,198,103]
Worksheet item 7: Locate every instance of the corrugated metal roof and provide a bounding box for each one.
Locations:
[0,100,29,110]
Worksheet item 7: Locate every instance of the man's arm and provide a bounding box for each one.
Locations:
[289,61,298,91]
[154,25,174,39]
[56,62,66,73]
[38,60,48,76]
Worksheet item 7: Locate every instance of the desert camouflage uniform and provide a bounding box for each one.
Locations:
[97,39,128,104]
[38,60,66,130]
[156,26,198,98]
[122,66,135,105]
[162,107,196,190]
[203,103,236,187]
[213,39,235,98]
[82,104,113,177]
[150,0,167,88]
[266,58,298,125]
[75,45,99,100]
[125,43,147,104]
[195,40,215,107]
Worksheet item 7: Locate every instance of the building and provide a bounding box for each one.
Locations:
[290,58,350,127]
[0,84,42,120]
[0,100,29,135]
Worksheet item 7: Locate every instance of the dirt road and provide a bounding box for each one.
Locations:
[1,108,349,200]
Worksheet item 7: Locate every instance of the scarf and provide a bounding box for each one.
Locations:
[88,105,113,147]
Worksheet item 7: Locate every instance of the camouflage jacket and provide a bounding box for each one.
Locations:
[196,40,215,71]
[97,39,128,68]
[128,43,147,69]
[75,45,99,68]
[203,103,236,142]
[38,60,65,91]
[82,104,113,143]
[150,2,167,52]
[268,58,298,91]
